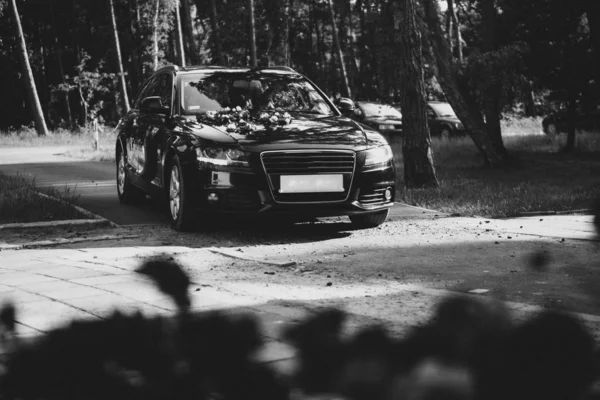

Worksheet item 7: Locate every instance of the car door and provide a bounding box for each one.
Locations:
[141,72,174,187]
[127,75,161,179]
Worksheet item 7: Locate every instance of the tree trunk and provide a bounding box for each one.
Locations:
[563,98,577,152]
[249,0,258,67]
[180,0,199,64]
[108,0,130,113]
[481,0,506,157]
[205,0,224,65]
[394,0,438,188]
[447,0,463,62]
[49,0,73,127]
[11,0,49,136]
[312,0,325,75]
[421,0,504,167]
[152,0,160,71]
[586,0,600,104]
[327,0,351,98]
[265,0,290,65]
[174,0,186,66]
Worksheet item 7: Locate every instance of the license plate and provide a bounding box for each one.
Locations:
[279,174,344,193]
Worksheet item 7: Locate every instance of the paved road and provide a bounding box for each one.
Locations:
[0,147,440,226]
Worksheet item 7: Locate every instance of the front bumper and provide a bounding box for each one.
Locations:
[189,160,396,218]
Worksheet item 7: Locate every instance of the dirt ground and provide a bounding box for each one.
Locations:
[3,215,599,323]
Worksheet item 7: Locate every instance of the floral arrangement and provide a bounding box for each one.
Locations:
[197,106,293,134]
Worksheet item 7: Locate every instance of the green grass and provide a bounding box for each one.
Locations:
[0,173,86,224]
[3,119,599,220]
[394,128,600,218]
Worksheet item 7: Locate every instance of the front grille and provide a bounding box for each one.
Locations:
[261,150,356,203]
[358,188,387,206]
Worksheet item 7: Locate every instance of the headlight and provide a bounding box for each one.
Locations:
[378,124,395,130]
[195,145,249,167]
[364,145,393,166]
[455,123,464,130]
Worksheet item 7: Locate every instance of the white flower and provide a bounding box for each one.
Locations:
[226,123,237,131]
[235,106,242,112]
[269,115,278,123]
[259,113,269,121]
[283,112,291,120]
[205,111,216,118]
[222,107,231,112]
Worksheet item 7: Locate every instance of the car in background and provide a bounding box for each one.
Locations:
[115,66,396,231]
[542,107,600,135]
[426,101,466,138]
[336,99,403,137]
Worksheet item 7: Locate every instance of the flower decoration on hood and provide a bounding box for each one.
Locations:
[197,106,293,134]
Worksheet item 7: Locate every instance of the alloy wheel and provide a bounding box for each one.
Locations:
[169,166,181,220]
[117,153,126,195]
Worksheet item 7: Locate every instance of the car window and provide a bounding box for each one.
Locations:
[133,76,158,110]
[358,103,402,119]
[180,72,334,116]
[428,103,456,118]
[153,74,173,112]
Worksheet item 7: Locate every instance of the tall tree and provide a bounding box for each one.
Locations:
[394,0,438,188]
[585,0,600,103]
[327,0,351,97]
[180,0,199,64]
[421,0,505,167]
[10,0,48,135]
[265,0,290,65]
[480,0,506,157]
[206,0,224,65]
[152,0,161,71]
[108,0,130,113]
[174,0,186,66]
[446,0,463,61]
[249,0,257,67]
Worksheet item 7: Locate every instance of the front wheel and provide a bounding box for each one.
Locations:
[349,209,390,229]
[168,155,197,231]
[116,147,145,204]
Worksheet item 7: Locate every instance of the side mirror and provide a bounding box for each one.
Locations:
[140,96,169,114]
[337,97,355,112]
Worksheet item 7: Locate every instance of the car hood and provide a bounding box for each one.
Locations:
[180,115,374,152]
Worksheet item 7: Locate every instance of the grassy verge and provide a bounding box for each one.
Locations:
[393,128,600,218]
[0,173,87,224]
[0,126,117,162]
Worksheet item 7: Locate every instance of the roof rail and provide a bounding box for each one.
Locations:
[155,65,180,73]
[251,66,297,73]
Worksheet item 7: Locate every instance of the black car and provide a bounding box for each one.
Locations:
[115,66,396,231]
[542,107,600,135]
[337,100,403,138]
[426,101,466,137]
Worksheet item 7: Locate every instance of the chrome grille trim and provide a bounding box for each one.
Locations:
[260,150,356,204]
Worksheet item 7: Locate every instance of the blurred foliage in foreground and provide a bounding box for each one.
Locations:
[0,257,599,400]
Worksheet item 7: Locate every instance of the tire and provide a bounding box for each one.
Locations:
[116,145,146,205]
[440,126,452,139]
[167,155,197,231]
[349,209,390,229]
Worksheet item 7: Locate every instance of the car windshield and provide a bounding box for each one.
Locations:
[180,71,334,116]
[358,102,402,119]
[429,102,457,117]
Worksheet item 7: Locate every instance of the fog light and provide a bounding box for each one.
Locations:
[207,192,219,203]
[385,187,393,200]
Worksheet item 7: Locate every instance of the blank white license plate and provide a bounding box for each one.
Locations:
[279,174,344,193]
